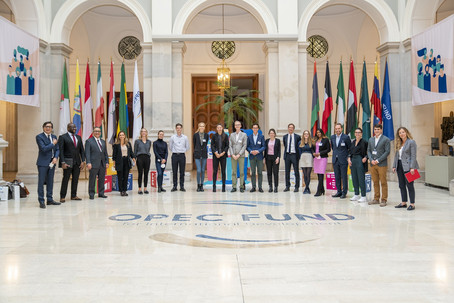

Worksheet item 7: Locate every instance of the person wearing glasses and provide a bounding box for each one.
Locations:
[36,121,60,209]
[348,128,368,203]
[85,127,109,200]
[153,130,168,193]
[229,121,248,192]
[193,122,209,192]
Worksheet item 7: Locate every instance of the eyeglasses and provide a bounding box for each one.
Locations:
[93,131,101,133]
[44,125,52,128]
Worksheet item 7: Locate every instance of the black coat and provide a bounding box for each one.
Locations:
[264,138,281,158]
[58,133,85,167]
[193,132,209,159]
[112,142,135,171]
[311,138,331,158]
[211,133,229,158]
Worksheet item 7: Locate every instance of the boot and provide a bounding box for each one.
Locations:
[158,187,161,193]
[196,184,201,192]
[274,186,278,193]
[200,184,204,192]
[222,185,226,192]
[213,185,216,192]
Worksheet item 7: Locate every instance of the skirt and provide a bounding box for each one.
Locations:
[300,153,313,167]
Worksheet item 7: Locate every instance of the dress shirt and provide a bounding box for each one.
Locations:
[169,134,189,153]
[336,135,341,147]
[287,134,295,153]
[374,135,381,147]
[96,138,103,152]
[46,133,54,157]
[267,139,275,155]
[399,146,403,160]
[68,132,78,146]
[253,133,258,145]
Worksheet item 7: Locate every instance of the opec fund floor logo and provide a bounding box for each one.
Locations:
[109,200,355,248]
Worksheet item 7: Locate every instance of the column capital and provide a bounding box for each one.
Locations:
[403,38,411,52]
[376,42,400,57]
[262,41,278,55]
[49,43,73,58]
[39,39,49,53]
[298,41,310,53]
[141,42,153,52]
[172,41,186,54]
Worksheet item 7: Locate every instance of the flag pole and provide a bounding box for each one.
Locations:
[334,57,341,125]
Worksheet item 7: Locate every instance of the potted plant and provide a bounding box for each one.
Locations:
[195,85,264,130]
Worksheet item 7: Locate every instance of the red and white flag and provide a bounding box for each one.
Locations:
[82,61,93,142]
[107,60,116,144]
[95,60,104,133]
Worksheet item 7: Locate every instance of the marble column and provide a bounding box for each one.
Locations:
[172,42,186,128]
[141,42,152,138]
[263,42,279,135]
[16,42,72,183]
[298,42,310,132]
[0,134,8,184]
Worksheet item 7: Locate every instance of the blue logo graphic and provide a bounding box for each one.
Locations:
[196,234,287,243]
[195,200,282,207]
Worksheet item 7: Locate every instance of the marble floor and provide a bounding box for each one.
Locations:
[1,179,454,303]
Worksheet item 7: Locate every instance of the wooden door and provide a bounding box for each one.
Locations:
[192,77,222,135]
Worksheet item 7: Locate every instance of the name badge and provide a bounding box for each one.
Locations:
[203,139,206,142]
[257,141,261,144]
[372,150,377,155]
[341,143,345,146]
[319,143,323,146]
[238,140,242,143]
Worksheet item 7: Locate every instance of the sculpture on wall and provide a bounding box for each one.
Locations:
[441,111,454,143]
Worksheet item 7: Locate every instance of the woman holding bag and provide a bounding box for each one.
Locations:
[112,131,135,196]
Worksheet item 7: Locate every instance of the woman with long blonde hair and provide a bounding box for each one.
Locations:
[112,131,135,196]
[134,128,151,194]
[299,130,313,194]
[392,127,419,210]
[193,122,209,192]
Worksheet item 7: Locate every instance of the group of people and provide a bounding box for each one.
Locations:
[36,120,419,211]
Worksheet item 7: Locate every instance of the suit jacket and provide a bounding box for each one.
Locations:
[58,132,85,168]
[211,133,229,158]
[112,142,135,171]
[367,135,391,167]
[311,138,331,158]
[392,139,419,171]
[229,131,248,157]
[193,132,209,159]
[330,134,352,165]
[36,132,60,166]
[85,137,109,169]
[283,133,302,160]
[264,138,281,159]
[247,133,266,160]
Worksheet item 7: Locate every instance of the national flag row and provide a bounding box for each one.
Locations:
[59,59,142,145]
[311,59,394,141]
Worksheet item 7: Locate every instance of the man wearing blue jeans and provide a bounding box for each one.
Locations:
[247,123,265,192]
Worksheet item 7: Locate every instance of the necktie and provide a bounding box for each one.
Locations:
[72,134,77,147]
[97,139,102,152]
[48,135,54,157]
[288,135,292,153]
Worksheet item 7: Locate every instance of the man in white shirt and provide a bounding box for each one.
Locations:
[283,123,301,192]
[169,123,190,192]
[229,121,247,192]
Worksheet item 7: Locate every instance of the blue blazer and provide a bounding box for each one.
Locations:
[247,133,265,160]
[330,133,351,165]
[36,132,60,166]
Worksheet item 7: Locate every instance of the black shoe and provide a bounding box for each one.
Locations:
[240,188,244,193]
[200,186,204,192]
[332,192,342,198]
[171,187,178,192]
[222,186,226,192]
[160,187,166,192]
[306,188,311,194]
[258,188,264,193]
[158,187,162,193]
[46,200,61,205]
[89,195,94,200]
[395,203,407,208]
[407,204,415,211]
[98,195,108,198]
[268,187,273,193]
[283,187,290,192]
[314,191,322,197]
[231,188,237,193]
[138,190,143,195]
[39,202,46,209]
[196,185,201,192]
[274,187,278,193]
[340,194,347,199]
[144,190,149,194]
[123,192,128,197]
[213,187,216,192]
[294,188,299,193]
[250,187,256,193]
[180,187,186,192]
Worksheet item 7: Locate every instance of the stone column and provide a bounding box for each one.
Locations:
[298,42,310,132]
[263,42,279,135]
[141,42,152,137]
[172,42,186,127]
[16,42,72,183]
[0,134,8,184]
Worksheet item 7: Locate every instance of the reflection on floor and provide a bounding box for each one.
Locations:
[1,180,453,302]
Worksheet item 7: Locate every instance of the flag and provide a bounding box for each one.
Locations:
[360,61,371,141]
[310,61,320,136]
[59,61,71,135]
[107,60,116,144]
[322,61,333,137]
[132,60,142,143]
[117,62,128,135]
[82,61,93,142]
[382,60,394,140]
[95,60,105,134]
[336,60,346,127]
[346,60,357,137]
[371,61,382,126]
[73,60,82,136]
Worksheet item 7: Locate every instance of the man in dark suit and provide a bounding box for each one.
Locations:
[36,121,60,209]
[331,123,352,198]
[58,123,85,202]
[246,123,266,192]
[283,123,301,192]
[85,127,109,200]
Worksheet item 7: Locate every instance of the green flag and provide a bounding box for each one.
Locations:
[117,62,128,135]
[360,61,371,140]
[336,61,345,128]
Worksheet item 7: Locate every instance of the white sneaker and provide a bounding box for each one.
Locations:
[358,196,367,203]
[350,195,360,201]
